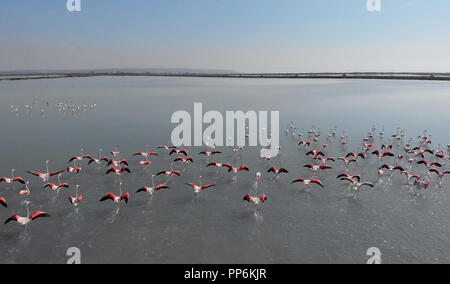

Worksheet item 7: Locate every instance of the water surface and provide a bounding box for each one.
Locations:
[0,77,449,264]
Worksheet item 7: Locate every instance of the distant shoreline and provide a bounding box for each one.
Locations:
[1,72,450,82]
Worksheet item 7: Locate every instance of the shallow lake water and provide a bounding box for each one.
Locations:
[0,77,449,263]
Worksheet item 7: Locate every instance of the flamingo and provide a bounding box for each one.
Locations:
[417,160,442,169]
[139,160,153,166]
[207,162,227,169]
[19,181,31,196]
[336,173,361,182]
[338,157,357,166]
[174,156,194,164]
[199,150,222,157]
[69,185,83,206]
[186,176,216,193]
[306,150,325,158]
[67,165,82,173]
[304,164,332,172]
[0,169,25,184]
[429,168,450,178]
[346,152,356,158]
[27,161,64,183]
[100,182,129,204]
[414,178,431,191]
[379,164,404,172]
[156,169,181,177]
[133,151,159,157]
[43,174,69,194]
[429,169,450,186]
[107,158,128,167]
[186,183,215,193]
[267,167,288,176]
[402,170,421,182]
[169,149,188,156]
[340,177,374,192]
[157,145,176,151]
[298,141,312,147]
[243,194,267,205]
[4,201,50,227]
[68,148,84,163]
[316,156,336,164]
[291,178,324,188]
[106,166,131,175]
[111,149,120,157]
[136,175,169,196]
[87,148,107,165]
[223,164,250,173]
[381,144,393,151]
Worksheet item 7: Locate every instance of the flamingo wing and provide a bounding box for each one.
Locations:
[311,179,324,188]
[30,211,50,221]
[155,184,169,191]
[393,165,405,172]
[239,165,249,171]
[336,173,350,179]
[120,166,131,173]
[100,193,116,202]
[26,171,42,177]
[431,162,443,168]
[0,197,7,208]
[50,171,64,176]
[352,175,361,182]
[120,193,130,204]
[291,178,305,184]
[186,183,197,189]
[267,167,276,173]
[429,168,441,175]
[201,184,216,189]
[380,164,391,170]
[105,167,118,175]
[136,187,150,193]
[340,177,357,184]
[243,194,252,202]
[259,194,267,202]
[4,214,19,224]
[13,177,25,184]
[155,170,167,176]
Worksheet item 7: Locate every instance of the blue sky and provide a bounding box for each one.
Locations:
[1,0,450,72]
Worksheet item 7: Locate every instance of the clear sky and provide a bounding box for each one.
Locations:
[1,0,450,72]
